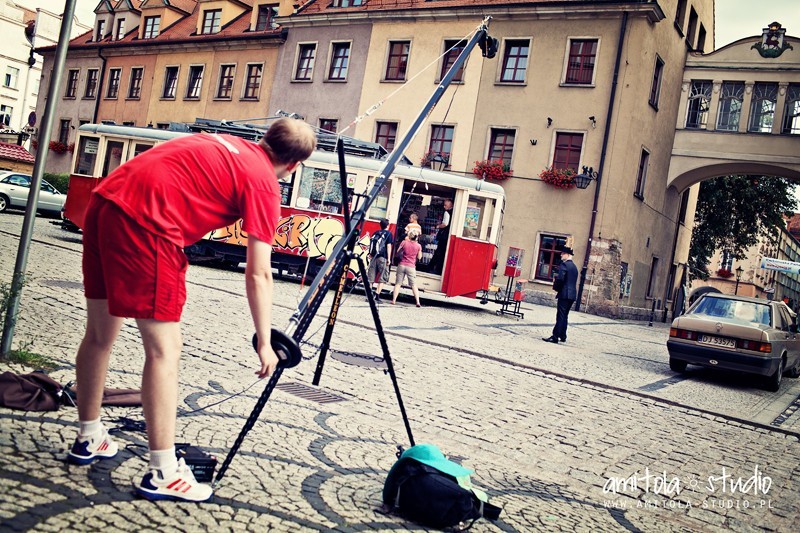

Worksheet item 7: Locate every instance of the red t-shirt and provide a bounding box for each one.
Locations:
[95,133,280,247]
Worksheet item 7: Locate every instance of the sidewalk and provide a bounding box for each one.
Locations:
[1,222,799,531]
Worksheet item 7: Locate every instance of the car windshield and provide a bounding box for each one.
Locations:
[692,296,771,326]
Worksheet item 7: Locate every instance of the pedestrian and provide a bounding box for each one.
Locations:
[404,213,422,239]
[366,218,394,301]
[543,246,579,344]
[427,198,453,274]
[66,118,317,502]
[391,233,423,307]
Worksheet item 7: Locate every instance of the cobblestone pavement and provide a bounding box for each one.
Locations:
[1,213,799,532]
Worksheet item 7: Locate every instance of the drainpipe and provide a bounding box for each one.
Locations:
[92,46,106,123]
[575,11,628,312]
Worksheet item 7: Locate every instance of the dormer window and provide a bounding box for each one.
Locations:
[255,4,278,31]
[143,16,160,39]
[332,0,364,6]
[115,18,125,40]
[96,19,106,41]
[202,9,222,34]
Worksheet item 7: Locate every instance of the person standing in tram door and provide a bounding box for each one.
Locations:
[427,198,453,275]
[543,246,579,344]
[366,218,394,301]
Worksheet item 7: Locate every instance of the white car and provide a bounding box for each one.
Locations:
[0,172,66,217]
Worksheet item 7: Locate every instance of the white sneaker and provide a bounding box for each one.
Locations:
[135,458,213,502]
[67,428,118,465]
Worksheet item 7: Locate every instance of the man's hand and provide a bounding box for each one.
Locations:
[256,343,280,378]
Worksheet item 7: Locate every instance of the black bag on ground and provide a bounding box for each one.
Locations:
[0,371,63,411]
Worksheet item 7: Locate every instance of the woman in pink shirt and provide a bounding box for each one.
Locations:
[391,233,423,307]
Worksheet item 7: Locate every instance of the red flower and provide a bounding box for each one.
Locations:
[539,167,577,189]
[49,141,68,154]
[473,159,512,181]
[717,268,733,278]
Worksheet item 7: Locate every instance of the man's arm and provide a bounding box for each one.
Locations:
[245,236,279,378]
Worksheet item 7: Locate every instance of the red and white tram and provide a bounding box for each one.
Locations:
[65,122,505,298]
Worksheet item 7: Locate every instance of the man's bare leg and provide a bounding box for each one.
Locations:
[136,318,182,452]
[76,299,124,422]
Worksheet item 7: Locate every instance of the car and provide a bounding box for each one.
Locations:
[0,171,66,217]
[667,293,800,391]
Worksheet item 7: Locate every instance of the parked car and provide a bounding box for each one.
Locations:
[0,172,66,217]
[667,293,800,391]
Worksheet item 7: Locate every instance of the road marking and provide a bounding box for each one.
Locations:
[638,375,692,392]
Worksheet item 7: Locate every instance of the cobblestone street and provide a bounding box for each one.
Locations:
[1,213,799,531]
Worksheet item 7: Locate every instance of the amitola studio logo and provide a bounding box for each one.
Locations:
[602,466,773,510]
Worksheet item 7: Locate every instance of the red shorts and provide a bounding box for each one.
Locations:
[82,195,188,321]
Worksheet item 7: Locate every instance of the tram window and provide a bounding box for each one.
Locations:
[279,169,295,206]
[102,141,126,176]
[297,166,352,214]
[132,142,154,158]
[463,195,495,241]
[367,176,389,220]
[74,136,100,175]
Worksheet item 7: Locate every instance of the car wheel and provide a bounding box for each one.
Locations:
[669,357,687,372]
[765,357,784,392]
[787,360,800,379]
[0,194,8,213]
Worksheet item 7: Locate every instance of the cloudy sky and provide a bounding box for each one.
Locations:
[65,0,800,48]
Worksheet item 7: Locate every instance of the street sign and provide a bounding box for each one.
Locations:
[760,257,800,274]
[27,112,36,127]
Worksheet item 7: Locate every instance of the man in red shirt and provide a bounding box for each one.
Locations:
[66,118,316,502]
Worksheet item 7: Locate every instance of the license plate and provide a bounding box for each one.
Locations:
[698,334,735,349]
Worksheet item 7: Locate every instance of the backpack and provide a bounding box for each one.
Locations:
[370,230,389,258]
[383,458,501,529]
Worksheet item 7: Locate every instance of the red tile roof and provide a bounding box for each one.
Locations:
[0,141,35,164]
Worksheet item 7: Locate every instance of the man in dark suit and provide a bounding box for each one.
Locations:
[543,246,579,344]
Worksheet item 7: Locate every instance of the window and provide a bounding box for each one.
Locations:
[634,148,650,199]
[58,119,71,144]
[96,19,105,41]
[646,257,660,299]
[674,0,687,33]
[500,39,529,83]
[106,68,121,98]
[385,41,410,81]
[65,69,79,98]
[685,80,712,129]
[535,234,567,281]
[782,84,800,134]
[202,9,222,34]
[332,0,364,5]
[565,39,598,85]
[619,262,630,298]
[328,42,350,81]
[720,250,733,272]
[243,64,262,99]
[428,125,454,165]
[697,24,707,53]
[186,66,204,99]
[552,133,583,171]
[375,121,398,151]
[143,16,160,39]
[440,40,466,82]
[716,81,744,131]
[319,119,338,132]
[217,64,235,98]
[463,195,496,241]
[295,44,316,81]
[255,5,278,31]
[163,66,179,98]
[4,66,19,89]
[678,190,690,224]
[297,166,351,213]
[128,67,143,98]
[488,128,515,165]
[649,56,664,108]
[748,82,778,133]
[84,69,98,98]
[74,135,99,175]
[115,18,125,40]
[686,7,698,47]
[0,105,12,127]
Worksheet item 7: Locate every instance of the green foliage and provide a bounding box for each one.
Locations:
[43,173,69,194]
[0,279,55,369]
[689,175,797,279]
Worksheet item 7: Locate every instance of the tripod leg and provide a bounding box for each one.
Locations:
[312,259,349,386]
[356,256,415,447]
[213,367,284,487]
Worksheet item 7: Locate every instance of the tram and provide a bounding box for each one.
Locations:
[64,121,505,298]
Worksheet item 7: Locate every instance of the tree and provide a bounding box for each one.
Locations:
[689,175,797,279]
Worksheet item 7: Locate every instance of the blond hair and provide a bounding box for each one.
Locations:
[260,118,316,165]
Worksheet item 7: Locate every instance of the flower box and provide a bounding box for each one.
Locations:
[539,167,577,189]
[717,268,734,278]
[49,141,68,154]
[473,159,512,181]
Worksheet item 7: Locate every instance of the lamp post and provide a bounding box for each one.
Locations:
[574,166,597,190]
[734,265,744,295]
[429,153,448,172]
